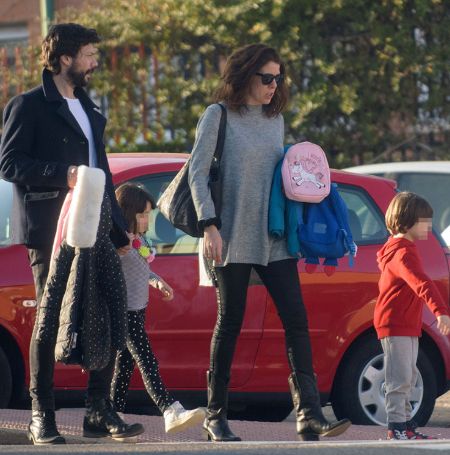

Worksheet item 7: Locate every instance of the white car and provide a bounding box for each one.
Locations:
[344,161,450,246]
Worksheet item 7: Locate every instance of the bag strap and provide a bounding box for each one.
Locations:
[329,184,356,266]
[210,104,227,177]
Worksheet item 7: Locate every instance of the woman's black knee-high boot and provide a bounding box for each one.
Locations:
[288,372,351,441]
[202,371,241,442]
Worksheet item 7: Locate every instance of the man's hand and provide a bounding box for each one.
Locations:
[437,315,450,336]
[67,166,78,188]
[203,225,222,263]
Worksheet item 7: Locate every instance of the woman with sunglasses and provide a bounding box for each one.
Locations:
[189,44,351,442]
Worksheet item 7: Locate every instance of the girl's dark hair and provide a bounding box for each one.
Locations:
[214,43,288,117]
[115,183,156,234]
[385,191,433,235]
[41,23,100,74]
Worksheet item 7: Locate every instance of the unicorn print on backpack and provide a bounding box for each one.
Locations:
[290,160,326,189]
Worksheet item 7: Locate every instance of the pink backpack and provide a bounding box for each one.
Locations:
[281,142,330,203]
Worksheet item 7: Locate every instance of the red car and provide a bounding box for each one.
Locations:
[1,153,450,425]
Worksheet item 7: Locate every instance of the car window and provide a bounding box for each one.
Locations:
[337,184,388,245]
[396,173,450,234]
[0,179,13,246]
[125,173,199,255]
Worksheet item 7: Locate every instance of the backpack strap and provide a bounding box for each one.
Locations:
[329,184,356,267]
[296,202,321,269]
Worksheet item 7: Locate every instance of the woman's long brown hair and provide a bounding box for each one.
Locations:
[214,43,288,117]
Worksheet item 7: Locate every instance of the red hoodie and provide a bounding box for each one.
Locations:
[374,236,449,339]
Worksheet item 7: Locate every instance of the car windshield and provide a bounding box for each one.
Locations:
[0,179,13,246]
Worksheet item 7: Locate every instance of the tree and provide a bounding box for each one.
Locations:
[2,0,448,165]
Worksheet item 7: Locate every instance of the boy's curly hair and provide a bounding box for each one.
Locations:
[385,191,433,235]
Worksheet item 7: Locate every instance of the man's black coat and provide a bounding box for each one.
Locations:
[0,69,128,248]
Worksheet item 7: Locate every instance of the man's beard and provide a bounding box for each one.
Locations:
[67,65,92,87]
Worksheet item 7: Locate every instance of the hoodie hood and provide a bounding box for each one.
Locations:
[377,236,415,271]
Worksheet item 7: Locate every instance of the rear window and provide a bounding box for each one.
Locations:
[337,184,388,245]
[0,179,13,246]
[395,173,450,234]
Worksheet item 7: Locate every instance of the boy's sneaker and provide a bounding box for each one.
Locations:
[387,429,408,440]
[163,401,206,434]
[405,429,436,440]
[405,420,436,439]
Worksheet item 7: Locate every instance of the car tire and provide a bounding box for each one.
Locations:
[331,335,436,426]
[0,346,12,408]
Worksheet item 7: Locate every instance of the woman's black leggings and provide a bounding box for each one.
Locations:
[211,259,314,381]
[110,309,174,413]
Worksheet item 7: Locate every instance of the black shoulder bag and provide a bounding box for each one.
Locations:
[157,104,227,237]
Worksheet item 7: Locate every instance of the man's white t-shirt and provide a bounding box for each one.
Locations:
[64,97,97,168]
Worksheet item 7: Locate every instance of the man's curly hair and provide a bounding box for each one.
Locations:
[41,23,100,74]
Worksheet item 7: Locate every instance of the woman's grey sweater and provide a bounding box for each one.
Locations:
[189,103,292,267]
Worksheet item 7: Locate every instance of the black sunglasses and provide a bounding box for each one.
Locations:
[255,72,284,85]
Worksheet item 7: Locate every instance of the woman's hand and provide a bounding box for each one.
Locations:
[157,279,174,301]
[203,225,222,263]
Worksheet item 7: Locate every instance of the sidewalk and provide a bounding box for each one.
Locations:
[1,401,450,446]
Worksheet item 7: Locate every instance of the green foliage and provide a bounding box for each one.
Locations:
[1,0,448,165]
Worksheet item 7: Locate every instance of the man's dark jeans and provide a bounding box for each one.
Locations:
[28,246,115,411]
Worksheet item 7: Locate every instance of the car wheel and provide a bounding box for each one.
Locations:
[331,336,436,426]
[0,346,12,408]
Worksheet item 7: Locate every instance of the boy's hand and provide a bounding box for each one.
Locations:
[436,315,450,336]
[157,279,174,301]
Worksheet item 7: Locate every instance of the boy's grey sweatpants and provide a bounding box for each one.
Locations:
[381,336,419,424]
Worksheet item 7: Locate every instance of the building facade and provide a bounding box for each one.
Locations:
[0,0,88,46]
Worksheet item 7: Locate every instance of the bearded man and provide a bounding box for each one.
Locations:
[0,23,143,445]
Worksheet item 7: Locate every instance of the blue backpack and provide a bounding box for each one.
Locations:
[296,183,357,275]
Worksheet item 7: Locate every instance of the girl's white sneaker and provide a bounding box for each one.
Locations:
[163,401,206,434]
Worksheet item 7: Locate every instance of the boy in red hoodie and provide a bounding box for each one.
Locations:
[374,192,450,440]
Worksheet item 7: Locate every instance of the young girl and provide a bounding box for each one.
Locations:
[375,192,450,440]
[111,182,205,433]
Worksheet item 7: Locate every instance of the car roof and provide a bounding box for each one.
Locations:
[107,152,189,174]
[344,161,450,174]
[107,152,397,190]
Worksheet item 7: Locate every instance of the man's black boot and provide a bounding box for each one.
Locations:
[27,410,66,445]
[202,371,241,442]
[289,372,351,441]
[83,397,144,440]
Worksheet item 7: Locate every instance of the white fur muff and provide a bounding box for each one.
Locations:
[66,165,105,248]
